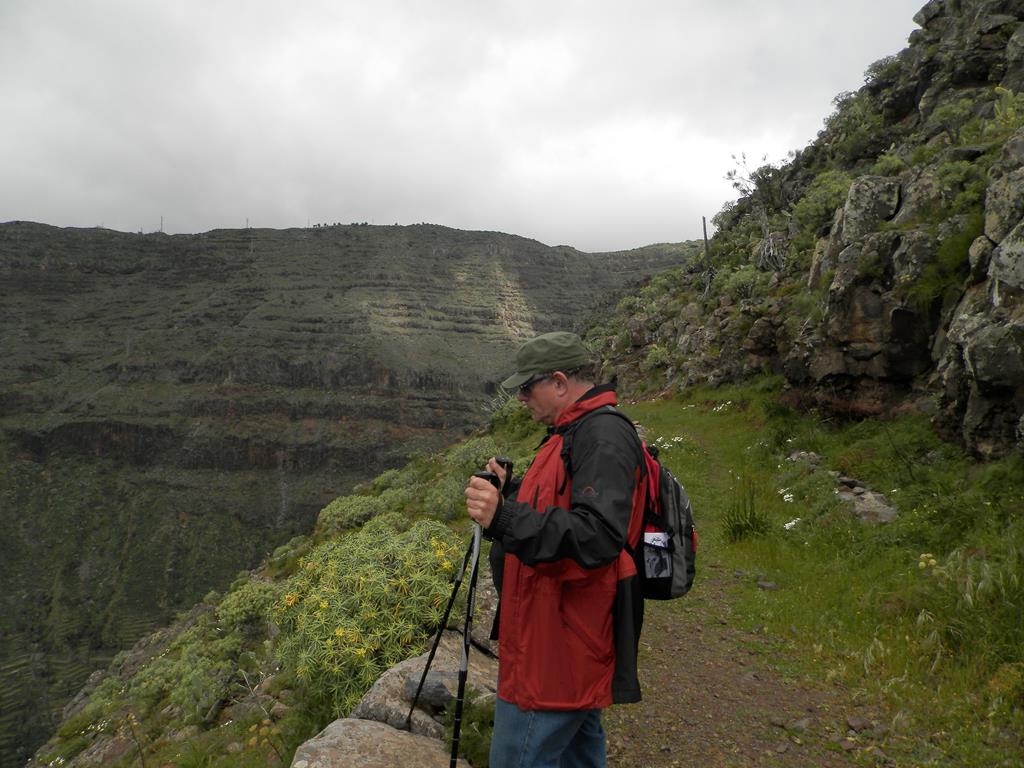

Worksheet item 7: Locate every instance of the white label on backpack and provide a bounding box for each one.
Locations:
[644,531,670,549]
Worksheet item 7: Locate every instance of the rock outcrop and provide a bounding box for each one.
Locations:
[597,0,1023,458]
[290,720,470,768]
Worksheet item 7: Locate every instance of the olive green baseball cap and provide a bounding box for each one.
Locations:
[501,331,592,390]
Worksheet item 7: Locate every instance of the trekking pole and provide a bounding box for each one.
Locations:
[405,459,512,738]
[450,469,502,768]
[405,534,475,729]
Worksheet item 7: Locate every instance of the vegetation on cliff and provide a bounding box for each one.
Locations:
[29,380,1024,767]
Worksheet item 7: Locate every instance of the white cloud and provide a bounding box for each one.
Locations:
[0,0,924,250]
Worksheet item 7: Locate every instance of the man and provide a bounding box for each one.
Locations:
[465,331,645,768]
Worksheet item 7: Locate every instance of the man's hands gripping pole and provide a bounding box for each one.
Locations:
[465,457,510,529]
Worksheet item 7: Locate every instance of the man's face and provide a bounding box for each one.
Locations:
[516,373,563,425]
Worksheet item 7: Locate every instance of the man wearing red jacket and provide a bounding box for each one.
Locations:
[465,331,645,768]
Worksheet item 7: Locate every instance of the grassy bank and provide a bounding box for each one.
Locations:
[623,378,1023,767]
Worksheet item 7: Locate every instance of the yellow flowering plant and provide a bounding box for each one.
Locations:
[274,513,462,718]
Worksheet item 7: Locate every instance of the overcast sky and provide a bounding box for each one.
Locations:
[1,1,925,252]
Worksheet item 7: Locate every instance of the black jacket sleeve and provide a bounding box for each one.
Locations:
[487,412,642,570]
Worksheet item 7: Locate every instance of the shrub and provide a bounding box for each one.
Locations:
[217,579,281,632]
[716,264,768,301]
[788,170,853,261]
[871,152,906,176]
[928,98,976,143]
[318,494,386,533]
[274,517,463,719]
[823,90,886,163]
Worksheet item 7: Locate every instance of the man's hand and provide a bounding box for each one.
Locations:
[484,456,508,489]
[465,474,500,529]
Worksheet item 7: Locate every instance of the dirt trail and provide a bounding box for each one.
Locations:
[603,563,889,768]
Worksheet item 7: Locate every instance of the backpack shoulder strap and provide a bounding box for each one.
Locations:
[557,405,642,491]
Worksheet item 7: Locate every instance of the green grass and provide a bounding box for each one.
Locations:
[622,379,1024,767]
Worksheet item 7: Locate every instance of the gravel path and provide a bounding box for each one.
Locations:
[603,563,889,767]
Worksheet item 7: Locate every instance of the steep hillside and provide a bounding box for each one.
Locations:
[592,0,1023,459]
[0,221,695,766]
[27,381,1024,768]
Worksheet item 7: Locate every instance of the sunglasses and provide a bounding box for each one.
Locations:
[517,373,553,395]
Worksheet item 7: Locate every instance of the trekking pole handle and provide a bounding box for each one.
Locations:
[473,470,502,491]
[494,457,514,493]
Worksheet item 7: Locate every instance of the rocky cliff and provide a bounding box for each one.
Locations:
[595,0,1023,459]
[0,221,692,767]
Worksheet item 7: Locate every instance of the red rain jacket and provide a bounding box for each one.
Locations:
[486,386,645,710]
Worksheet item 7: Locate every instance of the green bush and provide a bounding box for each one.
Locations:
[217,579,282,632]
[871,152,907,176]
[129,624,242,721]
[716,264,768,301]
[934,160,988,216]
[824,90,886,163]
[274,516,463,719]
[318,494,386,533]
[788,170,853,261]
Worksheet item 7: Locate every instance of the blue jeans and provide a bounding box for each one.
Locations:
[489,697,606,768]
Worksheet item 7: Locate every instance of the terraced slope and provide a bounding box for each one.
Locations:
[0,220,696,766]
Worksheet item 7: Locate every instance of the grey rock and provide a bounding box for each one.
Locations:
[403,670,456,711]
[350,629,498,739]
[852,491,899,524]
[841,177,901,243]
[891,229,937,286]
[985,129,1024,244]
[968,235,995,283]
[788,717,813,732]
[989,220,1024,293]
[290,718,469,768]
[964,321,1024,388]
[847,714,873,732]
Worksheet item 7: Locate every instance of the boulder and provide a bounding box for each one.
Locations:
[1003,23,1024,91]
[984,129,1024,244]
[841,176,901,243]
[968,235,995,283]
[964,322,1024,389]
[892,229,937,286]
[892,167,943,227]
[989,219,1024,295]
[349,629,498,739]
[742,317,778,355]
[290,718,470,768]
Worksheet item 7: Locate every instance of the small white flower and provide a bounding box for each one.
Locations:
[783,493,794,503]
[784,518,801,530]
